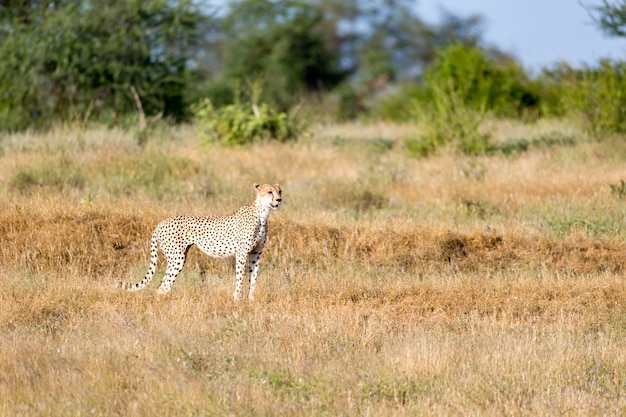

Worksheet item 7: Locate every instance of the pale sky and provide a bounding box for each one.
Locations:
[418,0,626,72]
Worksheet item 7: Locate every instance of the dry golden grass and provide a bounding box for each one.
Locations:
[1,121,625,416]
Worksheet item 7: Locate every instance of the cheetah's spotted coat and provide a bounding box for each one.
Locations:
[119,183,282,300]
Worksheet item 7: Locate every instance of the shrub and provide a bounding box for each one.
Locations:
[192,96,306,145]
[411,44,539,118]
[404,44,542,157]
[424,44,495,113]
[410,83,491,157]
[407,46,493,157]
[558,60,626,137]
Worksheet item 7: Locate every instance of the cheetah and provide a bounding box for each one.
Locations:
[119,183,282,300]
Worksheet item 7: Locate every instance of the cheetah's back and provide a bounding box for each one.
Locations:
[155,214,241,258]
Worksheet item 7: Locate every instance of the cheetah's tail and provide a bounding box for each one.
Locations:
[118,236,159,292]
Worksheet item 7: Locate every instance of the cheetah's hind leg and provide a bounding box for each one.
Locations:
[156,250,187,295]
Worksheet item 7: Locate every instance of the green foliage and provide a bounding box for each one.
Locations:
[0,0,205,131]
[372,83,427,122]
[557,60,626,137]
[220,0,346,110]
[422,43,540,118]
[355,7,490,86]
[403,44,547,157]
[9,161,86,193]
[531,69,569,118]
[586,0,626,37]
[405,45,491,156]
[192,83,306,145]
[379,43,543,122]
[0,0,521,130]
[418,83,491,156]
[425,44,495,111]
[214,0,494,116]
[3,0,625,132]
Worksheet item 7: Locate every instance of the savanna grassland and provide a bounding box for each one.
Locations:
[0,121,625,416]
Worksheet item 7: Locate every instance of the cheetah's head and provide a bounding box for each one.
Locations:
[254,183,282,210]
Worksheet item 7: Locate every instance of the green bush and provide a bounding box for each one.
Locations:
[558,60,626,137]
[399,44,549,156]
[424,44,495,113]
[192,97,306,145]
[407,85,491,157]
[407,45,497,156]
[416,44,540,119]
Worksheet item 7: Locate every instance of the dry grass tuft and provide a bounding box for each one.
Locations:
[2,200,623,279]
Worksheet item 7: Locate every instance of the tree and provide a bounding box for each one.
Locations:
[586,0,626,37]
[205,0,493,113]
[313,1,489,82]
[357,6,488,82]
[216,0,346,110]
[0,0,504,129]
[0,0,207,130]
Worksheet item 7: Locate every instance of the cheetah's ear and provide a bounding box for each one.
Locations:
[253,183,260,189]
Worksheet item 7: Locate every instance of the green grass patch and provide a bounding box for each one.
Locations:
[9,160,86,193]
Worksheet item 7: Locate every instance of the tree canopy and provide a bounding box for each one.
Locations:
[0,0,209,130]
[0,0,519,130]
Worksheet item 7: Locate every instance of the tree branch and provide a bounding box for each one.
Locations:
[130,85,147,132]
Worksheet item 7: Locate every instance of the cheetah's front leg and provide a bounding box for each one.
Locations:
[247,250,263,302]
